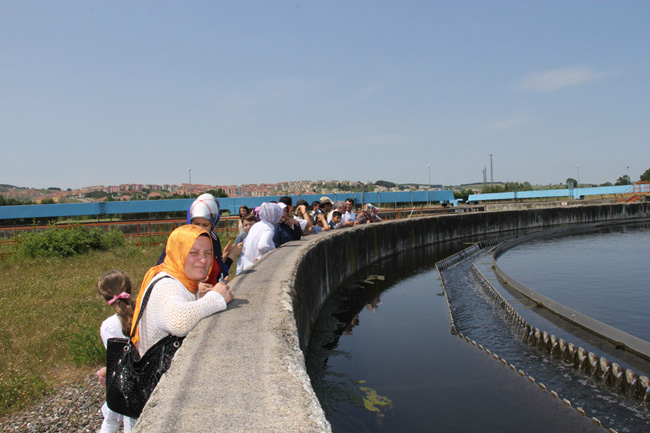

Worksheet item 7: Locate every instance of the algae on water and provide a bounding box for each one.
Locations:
[355,383,393,415]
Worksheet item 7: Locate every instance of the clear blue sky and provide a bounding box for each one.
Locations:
[2,1,649,190]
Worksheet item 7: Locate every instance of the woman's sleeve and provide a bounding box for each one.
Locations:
[258,231,276,255]
[212,236,229,277]
[158,283,227,337]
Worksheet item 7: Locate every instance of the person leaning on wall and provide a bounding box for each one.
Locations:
[356,203,382,224]
[236,202,284,274]
[340,198,357,227]
[274,196,302,247]
[128,224,234,430]
[294,199,314,235]
[312,196,333,233]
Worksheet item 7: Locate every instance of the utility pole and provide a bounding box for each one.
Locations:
[482,167,487,187]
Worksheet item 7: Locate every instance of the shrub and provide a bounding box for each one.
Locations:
[100,228,126,250]
[15,227,126,259]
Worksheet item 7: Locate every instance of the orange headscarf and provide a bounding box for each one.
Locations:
[131,224,213,346]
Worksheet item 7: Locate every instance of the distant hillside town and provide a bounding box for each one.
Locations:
[0,180,445,204]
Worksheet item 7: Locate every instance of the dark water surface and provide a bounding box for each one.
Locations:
[306,239,617,433]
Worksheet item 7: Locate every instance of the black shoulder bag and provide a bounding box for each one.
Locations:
[105,275,185,418]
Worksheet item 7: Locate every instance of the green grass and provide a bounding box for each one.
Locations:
[0,230,237,415]
[0,242,159,413]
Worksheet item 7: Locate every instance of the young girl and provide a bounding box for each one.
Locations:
[96,270,135,433]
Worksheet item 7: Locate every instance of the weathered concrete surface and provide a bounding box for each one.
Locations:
[134,238,330,433]
[134,203,650,432]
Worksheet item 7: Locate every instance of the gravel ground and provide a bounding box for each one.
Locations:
[0,373,107,433]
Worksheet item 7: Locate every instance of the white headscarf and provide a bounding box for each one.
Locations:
[188,193,220,228]
[237,203,283,274]
[259,202,284,224]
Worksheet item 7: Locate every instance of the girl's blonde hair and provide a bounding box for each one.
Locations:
[97,270,135,337]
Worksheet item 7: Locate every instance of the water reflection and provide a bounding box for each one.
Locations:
[306,239,614,433]
[307,241,461,432]
[306,271,397,431]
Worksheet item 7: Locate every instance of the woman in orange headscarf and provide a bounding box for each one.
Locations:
[131,224,234,356]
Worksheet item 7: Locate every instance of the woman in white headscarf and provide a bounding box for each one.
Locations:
[236,202,284,274]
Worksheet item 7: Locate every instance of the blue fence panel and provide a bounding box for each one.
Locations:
[515,189,570,199]
[4,185,634,221]
[573,185,629,198]
[433,190,456,203]
[0,202,100,219]
[103,199,194,214]
[467,192,515,201]
[467,185,630,202]
[205,191,457,214]
[0,190,458,221]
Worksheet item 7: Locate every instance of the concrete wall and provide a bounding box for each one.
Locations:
[134,203,650,432]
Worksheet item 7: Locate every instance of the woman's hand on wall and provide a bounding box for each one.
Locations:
[212,281,234,304]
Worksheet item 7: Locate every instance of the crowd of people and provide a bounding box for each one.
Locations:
[94,193,381,431]
[234,195,381,273]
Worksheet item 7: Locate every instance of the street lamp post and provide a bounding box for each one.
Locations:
[627,166,630,185]
[188,168,192,198]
